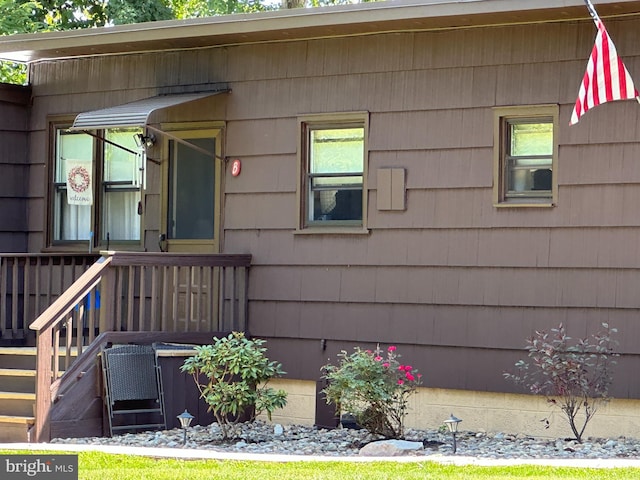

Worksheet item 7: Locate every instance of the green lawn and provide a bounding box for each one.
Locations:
[1,450,638,479]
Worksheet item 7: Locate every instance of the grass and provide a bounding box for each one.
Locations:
[2,450,639,479]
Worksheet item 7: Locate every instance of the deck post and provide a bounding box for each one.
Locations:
[34,328,53,443]
[100,261,117,333]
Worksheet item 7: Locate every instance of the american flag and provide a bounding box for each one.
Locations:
[570,7,638,125]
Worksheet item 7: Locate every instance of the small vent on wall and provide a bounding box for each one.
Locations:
[377,168,406,211]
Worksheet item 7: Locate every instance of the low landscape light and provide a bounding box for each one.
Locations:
[177,410,194,445]
[443,413,462,454]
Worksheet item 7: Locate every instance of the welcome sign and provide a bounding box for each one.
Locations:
[0,455,78,479]
[65,159,93,206]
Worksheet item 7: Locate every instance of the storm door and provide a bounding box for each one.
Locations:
[163,128,222,253]
[161,127,223,331]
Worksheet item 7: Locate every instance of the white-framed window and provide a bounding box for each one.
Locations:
[298,112,368,230]
[493,105,558,206]
[50,123,143,246]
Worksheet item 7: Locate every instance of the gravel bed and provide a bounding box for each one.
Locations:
[49,421,640,459]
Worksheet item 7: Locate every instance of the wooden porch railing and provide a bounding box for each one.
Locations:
[0,254,99,342]
[28,251,251,442]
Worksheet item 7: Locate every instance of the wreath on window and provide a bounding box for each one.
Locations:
[67,166,91,193]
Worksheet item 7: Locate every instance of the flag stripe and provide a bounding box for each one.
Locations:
[599,23,613,101]
[570,17,638,125]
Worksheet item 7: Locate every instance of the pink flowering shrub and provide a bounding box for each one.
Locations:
[321,345,422,438]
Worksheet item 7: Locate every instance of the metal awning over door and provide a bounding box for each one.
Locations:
[70,89,229,131]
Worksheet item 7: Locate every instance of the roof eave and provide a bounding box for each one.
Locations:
[1,0,640,62]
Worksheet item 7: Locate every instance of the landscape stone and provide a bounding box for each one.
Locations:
[358,439,424,456]
[49,421,640,459]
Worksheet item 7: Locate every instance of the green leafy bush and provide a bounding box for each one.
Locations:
[181,332,288,439]
[504,323,618,443]
[321,345,422,439]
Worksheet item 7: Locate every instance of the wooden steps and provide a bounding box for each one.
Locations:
[0,391,36,400]
[0,414,35,425]
[0,347,76,442]
[0,413,35,443]
[0,368,36,377]
[0,347,37,442]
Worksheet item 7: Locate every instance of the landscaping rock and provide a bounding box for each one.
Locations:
[358,439,424,456]
[49,421,640,459]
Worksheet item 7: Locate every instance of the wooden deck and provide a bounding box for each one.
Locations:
[0,251,251,442]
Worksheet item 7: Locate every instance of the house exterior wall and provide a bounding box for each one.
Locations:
[0,84,30,252]
[24,14,640,421]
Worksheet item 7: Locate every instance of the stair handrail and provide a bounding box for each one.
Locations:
[30,255,112,333]
[29,254,113,443]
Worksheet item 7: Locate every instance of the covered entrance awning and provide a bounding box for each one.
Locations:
[69,88,229,161]
[70,89,229,130]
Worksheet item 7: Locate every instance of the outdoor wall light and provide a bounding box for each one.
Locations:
[134,133,156,148]
[443,413,462,454]
[177,410,194,446]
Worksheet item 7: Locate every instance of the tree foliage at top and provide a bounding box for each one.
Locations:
[0,0,46,34]
[171,0,274,18]
[107,0,173,25]
[38,0,108,29]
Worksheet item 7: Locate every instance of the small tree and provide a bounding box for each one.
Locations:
[504,323,618,443]
[181,332,288,440]
[322,345,422,439]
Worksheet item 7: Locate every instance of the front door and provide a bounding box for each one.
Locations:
[162,127,222,253]
[160,126,224,331]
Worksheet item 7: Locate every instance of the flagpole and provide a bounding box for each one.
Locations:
[583,0,600,24]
